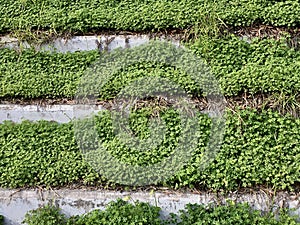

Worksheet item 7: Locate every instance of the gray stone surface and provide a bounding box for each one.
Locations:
[0,35,180,53]
[0,188,300,225]
[0,104,103,123]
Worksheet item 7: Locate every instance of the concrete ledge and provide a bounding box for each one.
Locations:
[0,104,103,123]
[0,35,180,53]
[0,188,299,225]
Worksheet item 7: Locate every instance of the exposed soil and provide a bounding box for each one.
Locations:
[231,25,300,48]
[2,24,300,46]
[9,179,300,197]
[1,93,299,117]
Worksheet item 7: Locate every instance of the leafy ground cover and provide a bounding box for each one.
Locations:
[190,35,300,96]
[0,108,300,190]
[22,199,299,225]
[0,48,99,99]
[0,0,300,34]
[1,35,300,99]
[1,1,299,223]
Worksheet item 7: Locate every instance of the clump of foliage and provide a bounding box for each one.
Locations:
[23,199,163,225]
[23,204,68,225]
[0,48,99,99]
[69,199,163,225]
[1,35,300,99]
[176,202,299,225]
[190,35,300,96]
[0,0,299,34]
[1,108,300,190]
[22,200,299,225]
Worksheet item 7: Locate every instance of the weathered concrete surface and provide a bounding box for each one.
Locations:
[0,104,103,123]
[0,188,300,225]
[0,35,180,53]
